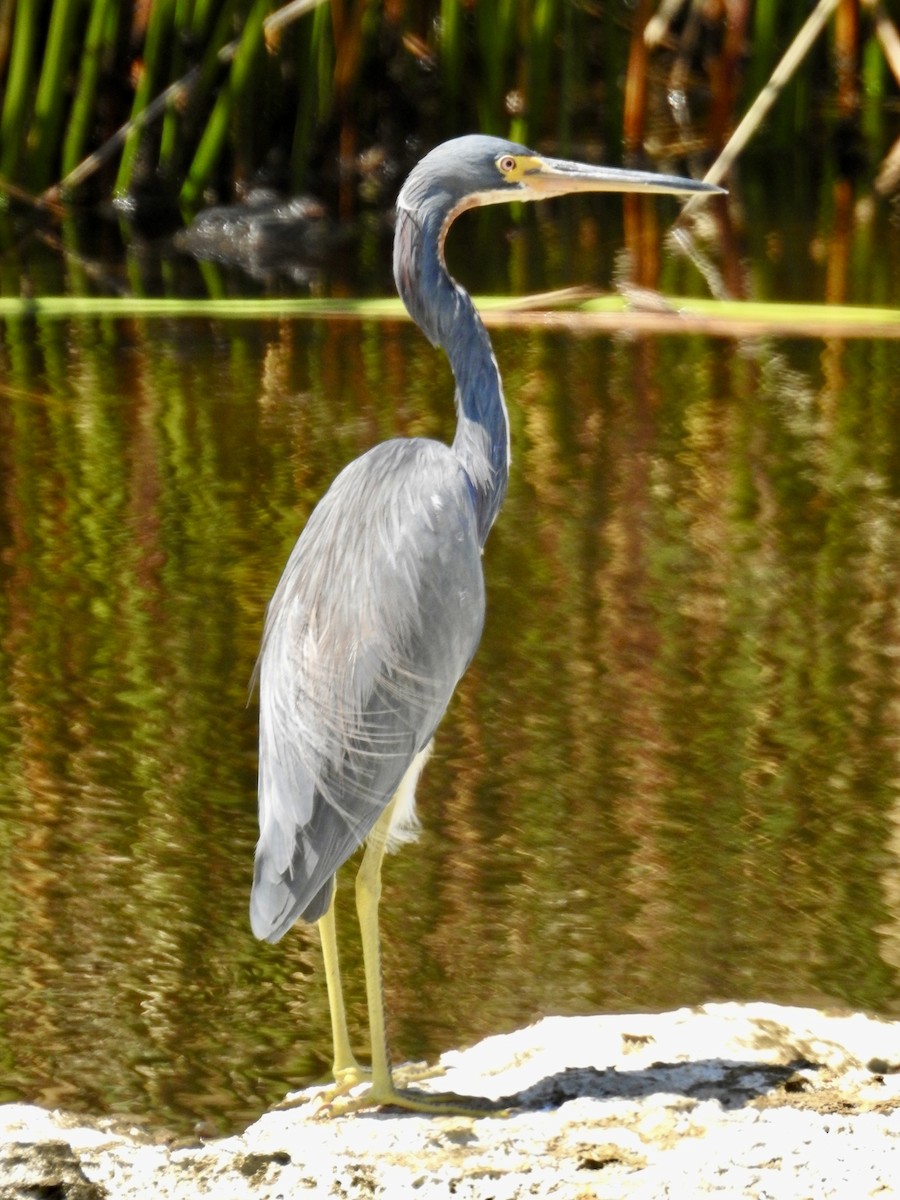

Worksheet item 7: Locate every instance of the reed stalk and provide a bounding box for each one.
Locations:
[682,0,843,211]
[0,2,39,182]
[868,0,900,85]
[115,0,177,196]
[158,0,198,176]
[0,1,894,211]
[62,0,121,179]
[518,0,558,146]
[180,0,246,174]
[475,0,517,134]
[0,0,16,79]
[312,0,333,121]
[624,0,654,154]
[747,0,781,106]
[28,0,85,190]
[290,1,331,191]
[555,0,576,151]
[439,0,463,120]
[180,0,272,206]
[861,37,885,142]
[834,0,861,117]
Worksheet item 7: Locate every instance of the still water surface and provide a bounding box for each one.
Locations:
[1,192,899,1134]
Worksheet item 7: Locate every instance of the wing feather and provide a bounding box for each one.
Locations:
[250,438,484,941]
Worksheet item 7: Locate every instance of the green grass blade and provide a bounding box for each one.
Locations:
[114,0,177,196]
[28,0,85,189]
[159,0,197,173]
[0,2,40,181]
[62,0,122,178]
[180,0,271,207]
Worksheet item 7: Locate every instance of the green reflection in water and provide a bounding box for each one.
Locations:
[0,316,898,1134]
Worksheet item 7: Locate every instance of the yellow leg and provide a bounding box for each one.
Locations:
[325,793,502,1116]
[277,792,496,1118]
[355,795,398,1100]
[318,900,366,1086]
[307,759,503,1117]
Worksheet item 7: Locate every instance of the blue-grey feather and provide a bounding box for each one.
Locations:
[251,439,485,940]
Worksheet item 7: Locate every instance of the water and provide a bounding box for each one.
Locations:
[1,175,899,1135]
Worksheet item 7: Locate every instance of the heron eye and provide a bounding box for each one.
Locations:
[498,156,517,175]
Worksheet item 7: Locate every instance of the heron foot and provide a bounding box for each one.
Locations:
[392,1059,446,1086]
[270,1062,371,1115]
[333,1062,371,1089]
[316,1080,505,1119]
[303,1063,374,1115]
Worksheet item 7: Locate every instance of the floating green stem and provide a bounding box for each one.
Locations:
[0,294,898,340]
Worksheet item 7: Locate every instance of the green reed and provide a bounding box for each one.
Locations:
[114,0,177,196]
[61,0,121,179]
[180,0,271,205]
[0,0,40,184]
[27,0,84,188]
[0,1,893,208]
[289,1,332,192]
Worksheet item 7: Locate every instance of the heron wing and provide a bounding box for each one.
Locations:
[250,438,485,941]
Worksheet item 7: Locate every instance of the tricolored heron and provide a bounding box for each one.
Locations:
[250,135,722,1113]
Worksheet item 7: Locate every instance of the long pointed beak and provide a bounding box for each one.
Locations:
[523,156,725,200]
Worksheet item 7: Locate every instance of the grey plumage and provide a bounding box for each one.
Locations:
[251,437,485,938]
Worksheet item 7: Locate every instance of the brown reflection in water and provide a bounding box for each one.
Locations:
[596,333,677,992]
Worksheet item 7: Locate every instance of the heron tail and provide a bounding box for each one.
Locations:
[249,848,334,942]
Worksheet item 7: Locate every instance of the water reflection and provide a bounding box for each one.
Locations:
[0,314,898,1134]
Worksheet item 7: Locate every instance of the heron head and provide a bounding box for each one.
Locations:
[397,134,724,229]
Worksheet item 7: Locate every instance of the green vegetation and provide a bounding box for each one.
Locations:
[0,0,894,211]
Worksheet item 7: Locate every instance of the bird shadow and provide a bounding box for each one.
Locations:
[376,1055,818,1117]
[501,1056,817,1112]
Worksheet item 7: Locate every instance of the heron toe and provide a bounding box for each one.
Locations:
[317,1080,506,1118]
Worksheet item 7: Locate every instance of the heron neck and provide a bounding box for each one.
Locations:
[394,206,510,545]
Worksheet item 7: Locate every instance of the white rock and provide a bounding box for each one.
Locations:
[2,1003,899,1198]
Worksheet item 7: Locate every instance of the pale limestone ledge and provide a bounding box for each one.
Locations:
[3,1002,900,1199]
